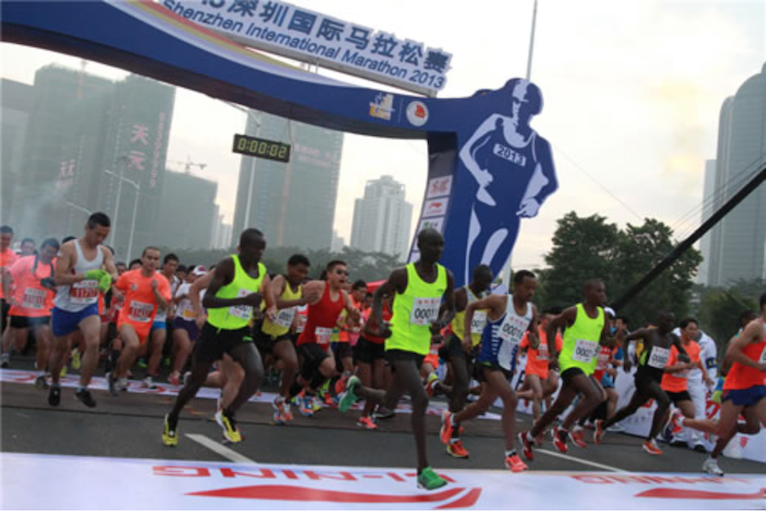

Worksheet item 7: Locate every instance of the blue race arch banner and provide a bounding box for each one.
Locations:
[1,0,558,286]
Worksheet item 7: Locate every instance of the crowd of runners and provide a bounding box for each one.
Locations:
[1,214,764,490]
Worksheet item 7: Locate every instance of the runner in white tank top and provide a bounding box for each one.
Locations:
[48,213,118,409]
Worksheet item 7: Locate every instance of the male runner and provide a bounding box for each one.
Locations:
[1,238,59,382]
[519,279,619,457]
[672,292,765,475]
[441,269,538,472]
[517,306,563,422]
[20,238,36,257]
[48,213,117,407]
[257,254,319,424]
[288,260,359,416]
[438,264,492,458]
[143,253,179,388]
[354,292,393,429]
[662,318,713,445]
[108,247,171,395]
[593,311,689,455]
[168,265,206,386]
[339,228,455,490]
[0,225,18,336]
[162,229,275,446]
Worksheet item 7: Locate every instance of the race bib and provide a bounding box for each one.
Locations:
[22,288,47,310]
[179,305,196,320]
[470,311,487,334]
[537,342,550,361]
[227,289,253,321]
[296,313,307,334]
[410,297,441,326]
[274,307,296,329]
[127,300,154,323]
[498,315,526,344]
[572,339,599,363]
[648,346,671,369]
[71,280,99,304]
[759,345,766,364]
[315,326,333,345]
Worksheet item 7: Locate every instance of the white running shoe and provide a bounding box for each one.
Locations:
[702,457,724,476]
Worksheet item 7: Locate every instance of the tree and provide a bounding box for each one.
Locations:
[695,279,761,349]
[538,212,620,309]
[538,212,701,328]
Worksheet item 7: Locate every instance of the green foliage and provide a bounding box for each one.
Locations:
[694,278,762,348]
[536,212,702,329]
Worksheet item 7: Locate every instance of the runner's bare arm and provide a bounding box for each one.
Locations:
[724,320,765,371]
[622,328,652,372]
[463,293,497,352]
[269,275,291,309]
[342,290,361,322]
[261,274,277,321]
[671,333,690,360]
[53,243,84,285]
[432,269,456,334]
[547,306,576,360]
[372,268,406,336]
[101,246,119,282]
[190,271,213,318]
[151,277,170,310]
[301,280,326,306]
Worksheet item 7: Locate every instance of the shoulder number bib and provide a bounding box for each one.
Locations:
[572,339,599,363]
[470,311,487,334]
[22,288,47,310]
[128,301,154,323]
[71,280,99,305]
[648,346,671,369]
[410,297,440,326]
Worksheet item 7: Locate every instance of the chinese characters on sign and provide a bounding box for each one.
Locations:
[161,0,452,95]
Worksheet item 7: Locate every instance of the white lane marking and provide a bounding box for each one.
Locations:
[185,434,256,464]
[536,448,628,473]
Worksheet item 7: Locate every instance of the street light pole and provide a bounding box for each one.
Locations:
[225,101,261,234]
[526,0,539,81]
[104,169,139,260]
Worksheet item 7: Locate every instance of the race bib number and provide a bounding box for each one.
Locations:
[572,339,598,363]
[648,346,671,369]
[537,342,549,361]
[22,288,47,310]
[127,300,154,323]
[410,297,440,326]
[274,307,296,329]
[71,280,99,304]
[470,311,487,334]
[498,316,526,344]
[315,326,333,345]
[227,289,253,321]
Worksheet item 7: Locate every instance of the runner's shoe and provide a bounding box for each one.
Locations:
[357,416,378,430]
[607,423,626,433]
[119,377,129,392]
[334,375,347,396]
[642,439,663,455]
[215,409,242,443]
[283,402,293,421]
[425,373,439,397]
[297,392,314,417]
[168,372,181,387]
[162,414,178,447]
[593,419,605,445]
[440,411,455,444]
[1,353,9,368]
[338,375,360,413]
[272,410,286,426]
[137,358,147,369]
[48,385,61,406]
[35,375,49,389]
[143,376,157,390]
[107,372,119,396]
[446,439,469,458]
[417,467,447,490]
[505,454,528,473]
[571,426,587,449]
[374,406,395,420]
[534,430,545,447]
[75,388,96,408]
[272,396,291,424]
[312,395,324,412]
[667,410,684,437]
[702,456,724,476]
[182,371,191,387]
[518,431,535,461]
[552,425,569,453]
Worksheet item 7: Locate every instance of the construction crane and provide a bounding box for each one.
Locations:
[167,157,207,175]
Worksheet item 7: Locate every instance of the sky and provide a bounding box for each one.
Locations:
[2,0,764,270]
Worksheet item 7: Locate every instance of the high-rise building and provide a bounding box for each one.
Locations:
[232,111,344,250]
[8,66,174,260]
[330,230,345,253]
[697,159,717,284]
[350,175,413,260]
[157,170,217,250]
[1,79,34,226]
[703,63,766,286]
